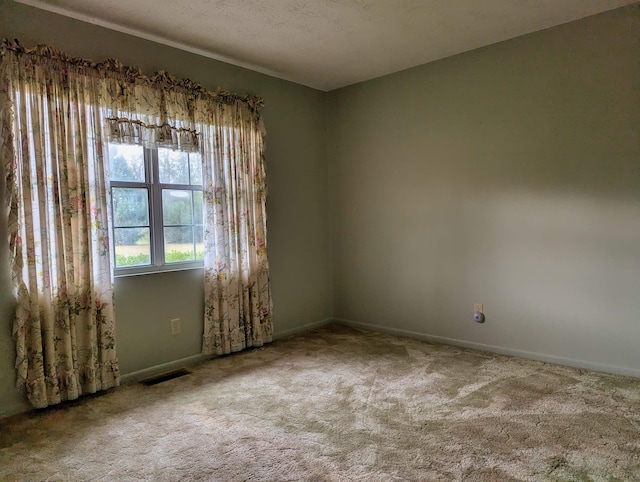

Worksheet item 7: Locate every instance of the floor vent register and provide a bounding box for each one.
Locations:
[141,368,191,386]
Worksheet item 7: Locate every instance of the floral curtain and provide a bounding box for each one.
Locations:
[1,40,273,407]
[200,103,273,355]
[0,42,119,408]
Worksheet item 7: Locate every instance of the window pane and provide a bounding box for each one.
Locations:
[162,190,193,225]
[158,148,189,184]
[193,191,203,223]
[190,152,203,185]
[164,226,194,263]
[109,144,145,182]
[195,225,204,260]
[113,188,149,227]
[114,227,150,267]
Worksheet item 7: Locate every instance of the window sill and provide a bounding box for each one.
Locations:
[114,263,204,278]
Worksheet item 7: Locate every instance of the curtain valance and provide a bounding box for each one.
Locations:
[0,39,265,151]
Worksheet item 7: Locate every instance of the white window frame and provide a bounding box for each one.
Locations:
[111,145,204,277]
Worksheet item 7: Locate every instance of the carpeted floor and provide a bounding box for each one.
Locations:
[1,324,639,481]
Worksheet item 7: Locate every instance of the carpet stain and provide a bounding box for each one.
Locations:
[1,324,639,481]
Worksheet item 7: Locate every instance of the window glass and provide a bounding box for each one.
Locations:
[109,144,145,182]
[193,191,203,222]
[114,227,151,267]
[110,143,204,273]
[158,148,189,184]
[195,226,204,260]
[164,226,195,263]
[189,152,203,185]
[113,188,149,226]
[162,190,193,225]
[112,187,151,268]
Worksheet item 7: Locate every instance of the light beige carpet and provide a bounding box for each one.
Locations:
[1,324,639,481]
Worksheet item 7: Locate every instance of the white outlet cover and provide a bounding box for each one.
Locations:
[171,318,181,334]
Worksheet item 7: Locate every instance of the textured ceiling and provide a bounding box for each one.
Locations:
[17,0,637,91]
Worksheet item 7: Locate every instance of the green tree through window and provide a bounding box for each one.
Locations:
[109,144,204,271]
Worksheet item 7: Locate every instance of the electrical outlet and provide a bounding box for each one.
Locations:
[170,318,181,335]
[474,303,483,314]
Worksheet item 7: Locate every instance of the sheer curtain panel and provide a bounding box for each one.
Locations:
[0,41,119,408]
[201,102,273,355]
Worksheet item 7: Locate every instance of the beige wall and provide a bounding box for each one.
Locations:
[0,2,332,417]
[328,5,640,376]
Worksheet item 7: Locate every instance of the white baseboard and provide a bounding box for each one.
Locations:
[120,317,334,384]
[120,353,215,384]
[334,318,640,378]
[273,318,333,340]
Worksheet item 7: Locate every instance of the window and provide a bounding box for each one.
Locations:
[109,144,204,274]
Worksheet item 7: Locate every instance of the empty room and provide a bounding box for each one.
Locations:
[0,0,638,480]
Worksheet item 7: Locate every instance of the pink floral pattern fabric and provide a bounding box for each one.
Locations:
[200,104,273,355]
[0,42,120,408]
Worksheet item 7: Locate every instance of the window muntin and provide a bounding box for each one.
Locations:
[109,144,204,273]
